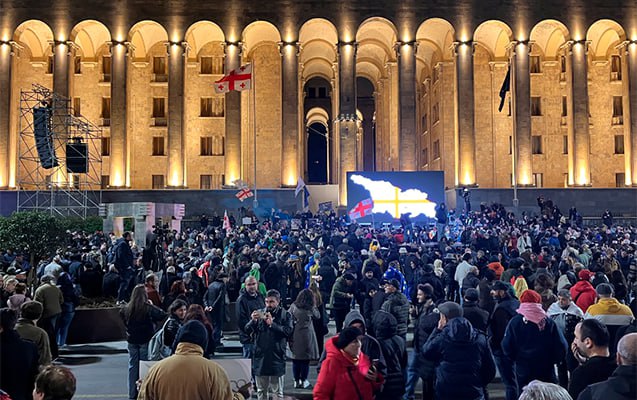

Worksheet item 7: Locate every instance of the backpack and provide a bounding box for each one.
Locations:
[148,319,171,361]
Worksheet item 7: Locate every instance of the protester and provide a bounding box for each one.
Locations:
[518,380,573,400]
[313,327,383,400]
[329,272,355,333]
[584,283,634,352]
[182,304,216,357]
[548,289,584,387]
[502,289,568,394]
[462,287,489,332]
[0,308,39,400]
[236,275,265,361]
[34,275,63,360]
[381,278,409,338]
[404,284,436,400]
[570,270,597,313]
[372,309,407,400]
[288,289,320,389]
[204,272,228,350]
[114,232,135,304]
[163,299,188,351]
[15,301,51,366]
[32,365,76,400]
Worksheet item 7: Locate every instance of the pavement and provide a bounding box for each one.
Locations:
[58,320,505,400]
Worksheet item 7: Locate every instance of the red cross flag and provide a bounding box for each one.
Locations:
[235,187,254,202]
[348,198,374,220]
[214,63,252,93]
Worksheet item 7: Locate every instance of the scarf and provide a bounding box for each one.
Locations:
[517,302,548,330]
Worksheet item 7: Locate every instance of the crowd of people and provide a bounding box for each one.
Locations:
[1,199,636,400]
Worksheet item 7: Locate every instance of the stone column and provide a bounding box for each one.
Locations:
[109,41,129,187]
[337,42,357,205]
[0,42,13,188]
[396,41,418,171]
[280,41,299,186]
[511,41,533,186]
[166,41,187,187]
[623,42,637,185]
[453,41,476,186]
[52,40,74,185]
[566,41,591,186]
[224,42,242,185]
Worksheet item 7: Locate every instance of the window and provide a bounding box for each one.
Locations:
[533,173,543,188]
[101,175,109,189]
[200,98,213,117]
[200,136,224,156]
[74,56,82,74]
[101,97,111,126]
[153,57,167,82]
[530,56,541,73]
[615,135,625,154]
[612,96,623,125]
[152,175,165,189]
[532,135,543,154]
[422,148,429,166]
[562,96,568,117]
[200,175,212,189]
[307,88,316,98]
[318,87,327,98]
[73,97,81,117]
[101,137,111,156]
[152,136,165,156]
[433,140,440,159]
[102,56,111,82]
[47,56,53,74]
[531,97,542,116]
[611,55,622,81]
[152,98,166,117]
[509,136,513,155]
[422,114,428,132]
[616,173,626,187]
[563,135,568,154]
[200,57,213,74]
[432,103,439,124]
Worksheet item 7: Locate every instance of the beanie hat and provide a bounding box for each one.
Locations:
[175,320,209,351]
[491,280,509,291]
[343,273,355,281]
[20,300,43,320]
[437,301,463,319]
[464,288,479,302]
[519,289,542,303]
[335,327,362,349]
[578,269,593,281]
[596,283,614,296]
[389,278,401,290]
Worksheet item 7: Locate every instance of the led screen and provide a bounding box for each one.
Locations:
[346,171,445,223]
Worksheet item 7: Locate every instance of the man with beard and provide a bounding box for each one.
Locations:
[237,276,265,360]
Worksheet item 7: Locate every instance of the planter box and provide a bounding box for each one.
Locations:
[67,307,126,344]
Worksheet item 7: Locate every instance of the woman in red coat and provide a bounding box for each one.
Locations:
[313,327,383,400]
[569,270,597,313]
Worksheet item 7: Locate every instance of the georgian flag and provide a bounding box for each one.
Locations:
[235,187,254,202]
[348,198,374,220]
[214,63,252,93]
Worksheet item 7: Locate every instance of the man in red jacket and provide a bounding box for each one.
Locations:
[570,270,597,313]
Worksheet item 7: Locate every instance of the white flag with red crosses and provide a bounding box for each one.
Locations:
[214,63,252,93]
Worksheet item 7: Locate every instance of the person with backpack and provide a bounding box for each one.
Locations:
[121,284,166,399]
[372,309,407,400]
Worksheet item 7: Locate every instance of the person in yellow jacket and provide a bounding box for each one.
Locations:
[138,320,246,400]
[584,283,634,352]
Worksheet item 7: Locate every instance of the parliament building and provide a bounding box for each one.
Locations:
[0,0,635,206]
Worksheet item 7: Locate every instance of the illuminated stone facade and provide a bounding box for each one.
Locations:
[0,1,636,201]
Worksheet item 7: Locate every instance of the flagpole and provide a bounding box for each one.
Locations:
[252,62,258,210]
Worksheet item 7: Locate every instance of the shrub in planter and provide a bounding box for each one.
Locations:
[67,296,126,344]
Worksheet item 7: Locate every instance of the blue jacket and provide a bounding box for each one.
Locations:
[423,317,496,400]
[501,314,567,388]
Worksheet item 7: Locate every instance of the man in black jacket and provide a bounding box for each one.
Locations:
[245,289,293,400]
[568,319,617,399]
[488,281,520,400]
[114,232,135,303]
[204,272,228,349]
[236,276,265,360]
[1,308,40,400]
[577,332,637,400]
[373,310,407,400]
[381,279,410,339]
[462,288,489,332]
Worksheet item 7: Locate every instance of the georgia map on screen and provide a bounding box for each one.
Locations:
[349,174,437,219]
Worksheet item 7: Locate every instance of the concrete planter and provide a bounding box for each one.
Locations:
[67,307,126,344]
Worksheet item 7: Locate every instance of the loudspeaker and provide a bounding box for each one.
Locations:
[33,106,59,169]
[66,142,88,173]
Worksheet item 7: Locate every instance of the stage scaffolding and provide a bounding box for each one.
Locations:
[17,84,102,218]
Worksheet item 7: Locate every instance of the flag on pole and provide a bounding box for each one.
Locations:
[498,65,511,112]
[302,186,310,211]
[236,187,254,202]
[295,176,306,197]
[223,210,231,232]
[214,63,253,94]
[348,198,374,220]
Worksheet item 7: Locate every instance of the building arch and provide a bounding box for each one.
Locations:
[299,18,338,45]
[242,21,281,57]
[529,19,569,60]
[299,19,338,83]
[185,21,225,58]
[70,20,111,60]
[587,19,626,60]
[474,20,513,61]
[416,18,455,63]
[13,20,54,60]
[128,20,168,59]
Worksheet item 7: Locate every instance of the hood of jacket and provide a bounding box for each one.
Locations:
[344,310,367,333]
[592,297,631,314]
[571,280,595,294]
[443,317,476,344]
[547,301,583,317]
[372,310,397,340]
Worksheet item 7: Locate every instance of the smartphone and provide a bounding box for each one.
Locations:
[370,359,379,373]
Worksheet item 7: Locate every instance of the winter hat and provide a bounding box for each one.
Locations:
[335,327,362,349]
[596,283,614,297]
[175,320,209,350]
[464,288,479,302]
[343,273,356,281]
[388,278,401,290]
[519,289,542,304]
[437,301,463,319]
[20,300,43,320]
[491,281,509,291]
[578,269,593,281]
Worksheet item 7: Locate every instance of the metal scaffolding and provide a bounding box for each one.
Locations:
[17,84,102,218]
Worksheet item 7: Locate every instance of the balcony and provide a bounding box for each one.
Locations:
[612,116,623,126]
[101,118,110,127]
[152,73,168,83]
[152,117,167,127]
